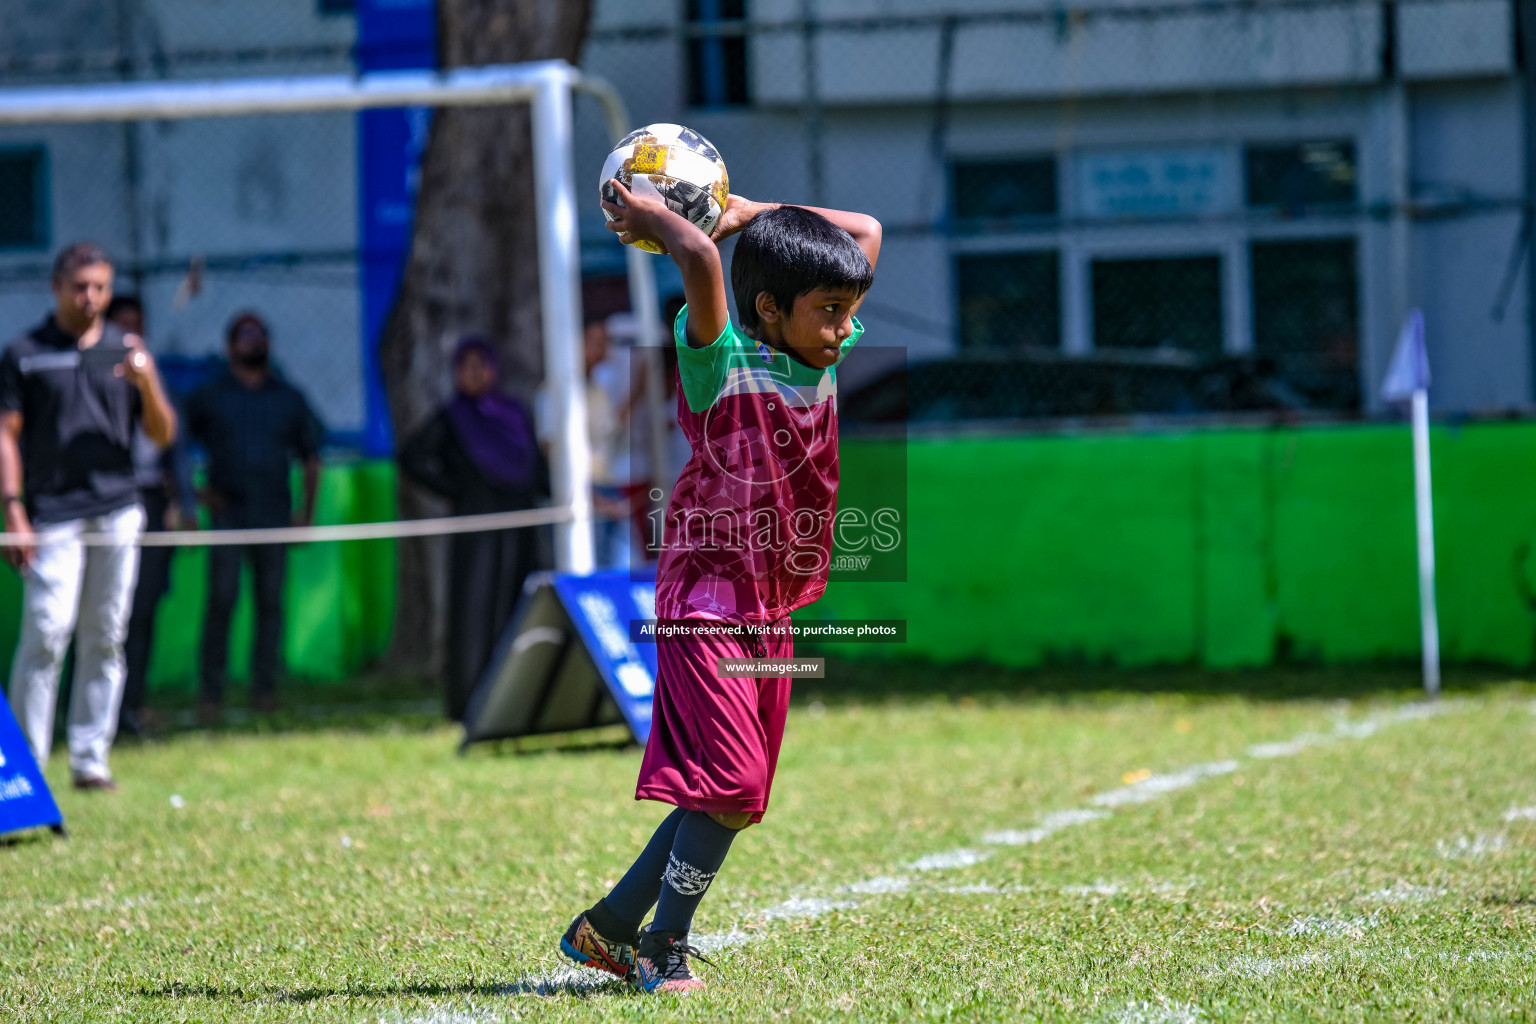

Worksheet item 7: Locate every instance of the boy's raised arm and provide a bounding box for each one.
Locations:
[712,197,882,270]
[601,179,731,348]
[792,205,882,270]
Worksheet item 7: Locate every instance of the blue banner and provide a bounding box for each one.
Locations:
[355,0,436,456]
[0,699,62,838]
[551,570,659,744]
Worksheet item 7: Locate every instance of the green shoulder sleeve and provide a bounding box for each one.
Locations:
[674,304,737,414]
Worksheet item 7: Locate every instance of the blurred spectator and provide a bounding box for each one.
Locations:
[399,337,549,721]
[109,296,196,740]
[596,312,675,564]
[590,316,655,567]
[582,316,630,567]
[535,317,628,567]
[185,312,323,722]
[0,242,177,789]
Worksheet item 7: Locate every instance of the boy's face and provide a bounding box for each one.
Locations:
[763,286,864,370]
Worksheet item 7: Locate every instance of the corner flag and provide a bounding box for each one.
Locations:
[1381,309,1440,697]
[1382,308,1430,401]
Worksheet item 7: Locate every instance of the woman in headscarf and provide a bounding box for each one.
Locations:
[399,337,550,721]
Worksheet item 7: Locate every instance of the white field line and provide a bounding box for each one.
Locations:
[841,875,911,895]
[1090,761,1240,808]
[983,809,1111,846]
[692,928,755,953]
[1502,805,1536,822]
[1361,882,1447,904]
[1110,999,1205,1023]
[757,896,858,920]
[1285,912,1379,937]
[1437,833,1507,859]
[376,1008,509,1023]
[1247,733,1333,759]
[904,848,991,871]
[940,882,1026,895]
[1208,946,1536,979]
[504,964,622,998]
[1055,878,1199,899]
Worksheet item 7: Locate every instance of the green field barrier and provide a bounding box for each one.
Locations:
[0,421,1531,693]
[816,421,1536,668]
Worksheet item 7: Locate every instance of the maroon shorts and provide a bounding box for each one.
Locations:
[634,624,793,824]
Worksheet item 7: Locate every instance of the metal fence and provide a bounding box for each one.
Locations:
[0,0,1529,442]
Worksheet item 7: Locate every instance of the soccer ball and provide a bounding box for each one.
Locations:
[599,123,729,254]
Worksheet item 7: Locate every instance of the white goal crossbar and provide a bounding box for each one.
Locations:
[0,59,665,576]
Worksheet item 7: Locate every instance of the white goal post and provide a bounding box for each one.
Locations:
[0,59,666,576]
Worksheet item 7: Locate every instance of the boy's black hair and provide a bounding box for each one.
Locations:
[731,206,873,334]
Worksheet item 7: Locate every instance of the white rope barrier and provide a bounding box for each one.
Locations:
[0,505,574,548]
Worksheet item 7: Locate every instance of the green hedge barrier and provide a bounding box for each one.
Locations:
[817,421,1536,668]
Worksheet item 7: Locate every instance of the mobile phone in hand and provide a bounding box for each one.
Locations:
[79,345,126,371]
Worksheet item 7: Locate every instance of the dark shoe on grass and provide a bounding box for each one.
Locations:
[630,927,711,994]
[72,774,118,792]
[558,903,638,980]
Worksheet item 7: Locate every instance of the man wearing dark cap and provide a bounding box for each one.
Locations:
[0,242,178,790]
[185,312,323,722]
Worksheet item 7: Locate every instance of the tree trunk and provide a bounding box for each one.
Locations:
[379,0,592,676]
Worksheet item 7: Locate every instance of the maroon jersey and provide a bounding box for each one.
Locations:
[655,307,863,625]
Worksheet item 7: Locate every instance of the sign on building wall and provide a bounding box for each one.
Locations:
[1076,147,1235,217]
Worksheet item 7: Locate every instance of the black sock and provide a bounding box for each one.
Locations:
[599,806,687,933]
[649,811,738,936]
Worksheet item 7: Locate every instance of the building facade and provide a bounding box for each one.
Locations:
[0,0,1530,440]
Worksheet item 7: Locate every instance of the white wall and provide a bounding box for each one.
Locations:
[1408,78,1529,412]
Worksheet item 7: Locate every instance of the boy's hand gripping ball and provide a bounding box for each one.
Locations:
[599,123,729,253]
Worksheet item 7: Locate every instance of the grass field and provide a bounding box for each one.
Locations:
[3,665,1535,1022]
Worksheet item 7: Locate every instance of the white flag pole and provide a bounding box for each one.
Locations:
[1383,310,1439,697]
[1409,386,1441,697]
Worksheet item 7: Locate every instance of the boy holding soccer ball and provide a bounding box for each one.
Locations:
[557,180,880,994]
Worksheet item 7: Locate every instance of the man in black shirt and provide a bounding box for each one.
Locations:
[185,312,322,720]
[0,242,177,790]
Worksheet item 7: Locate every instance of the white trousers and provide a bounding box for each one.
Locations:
[7,503,143,780]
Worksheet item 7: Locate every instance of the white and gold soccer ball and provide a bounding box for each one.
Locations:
[599,123,729,254]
